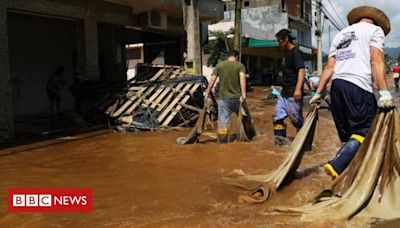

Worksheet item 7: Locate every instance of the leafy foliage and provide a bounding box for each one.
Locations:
[204,31,233,67]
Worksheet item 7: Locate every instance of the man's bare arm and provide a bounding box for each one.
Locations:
[370,46,388,89]
[240,72,247,99]
[205,75,217,97]
[294,68,305,101]
[316,56,336,93]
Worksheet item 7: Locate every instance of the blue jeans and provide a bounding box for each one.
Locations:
[217,98,240,134]
[273,96,303,129]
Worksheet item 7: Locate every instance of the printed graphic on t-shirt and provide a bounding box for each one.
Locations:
[337,31,358,50]
[336,31,358,61]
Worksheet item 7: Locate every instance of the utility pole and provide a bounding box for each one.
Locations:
[328,25,331,46]
[316,0,323,76]
[233,0,242,57]
[183,0,201,75]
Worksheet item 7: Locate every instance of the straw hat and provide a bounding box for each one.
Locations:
[347,6,391,35]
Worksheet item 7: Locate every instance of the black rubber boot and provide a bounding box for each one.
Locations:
[273,122,288,146]
[217,134,228,144]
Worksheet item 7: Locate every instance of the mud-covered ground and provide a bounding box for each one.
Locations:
[1,86,399,227]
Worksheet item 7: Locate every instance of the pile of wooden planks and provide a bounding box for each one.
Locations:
[96,65,206,129]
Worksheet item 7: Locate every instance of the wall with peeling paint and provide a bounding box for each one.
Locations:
[224,5,288,40]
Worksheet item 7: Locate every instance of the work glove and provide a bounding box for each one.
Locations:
[271,86,281,97]
[377,89,395,109]
[309,92,322,105]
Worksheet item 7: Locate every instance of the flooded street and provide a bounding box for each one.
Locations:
[1,87,399,227]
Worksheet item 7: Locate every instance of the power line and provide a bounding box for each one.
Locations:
[322,9,343,30]
[312,0,346,31]
[321,6,345,31]
[323,0,347,28]
[321,5,346,29]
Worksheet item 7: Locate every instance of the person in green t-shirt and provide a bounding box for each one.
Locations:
[205,50,247,143]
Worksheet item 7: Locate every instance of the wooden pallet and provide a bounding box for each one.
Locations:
[110,69,166,117]
[160,83,200,126]
[102,66,204,128]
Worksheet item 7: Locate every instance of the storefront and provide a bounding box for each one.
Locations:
[242,38,316,85]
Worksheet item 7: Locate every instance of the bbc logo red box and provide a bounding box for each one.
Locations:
[8,188,92,212]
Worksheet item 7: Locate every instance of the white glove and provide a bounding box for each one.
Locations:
[309,92,322,105]
[377,89,395,109]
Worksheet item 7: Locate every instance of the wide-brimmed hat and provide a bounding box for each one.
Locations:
[347,6,391,35]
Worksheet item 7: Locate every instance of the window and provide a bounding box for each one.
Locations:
[299,31,305,44]
[244,1,250,7]
[300,0,305,18]
[127,48,141,60]
[281,0,286,11]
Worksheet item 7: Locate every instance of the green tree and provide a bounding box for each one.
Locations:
[204,31,233,67]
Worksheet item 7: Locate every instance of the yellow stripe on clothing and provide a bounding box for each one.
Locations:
[218,128,228,135]
[323,163,339,178]
[274,124,286,130]
[351,134,365,144]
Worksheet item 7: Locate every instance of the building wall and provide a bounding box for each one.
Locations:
[286,0,312,26]
[7,13,77,116]
[287,0,300,17]
[224,5,288,40]
[0,6,14,140]
[0,0,223,141]
[0,0,135,140]
[224,0,280,10]
[4,0,135,79]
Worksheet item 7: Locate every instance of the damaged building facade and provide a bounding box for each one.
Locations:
[0,0,223,142]
[221,0,314,84]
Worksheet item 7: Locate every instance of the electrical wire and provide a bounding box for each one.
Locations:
[312,0,345,31]
[323,0,347,28]
[321,6,344,31]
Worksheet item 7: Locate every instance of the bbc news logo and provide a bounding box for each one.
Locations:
[8,188,92,212]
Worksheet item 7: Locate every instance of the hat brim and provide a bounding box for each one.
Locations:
[347,6,391,35]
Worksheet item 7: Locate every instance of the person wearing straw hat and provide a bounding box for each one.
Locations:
[309,6,395,179]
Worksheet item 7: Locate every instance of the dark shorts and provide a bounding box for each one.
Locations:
[330,79,377,142]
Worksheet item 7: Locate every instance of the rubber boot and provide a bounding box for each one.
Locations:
[274,122,288,146]
[217,128,228,144]
[324,134,364,178]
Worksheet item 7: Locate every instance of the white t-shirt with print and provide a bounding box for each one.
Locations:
[329,22,385,93]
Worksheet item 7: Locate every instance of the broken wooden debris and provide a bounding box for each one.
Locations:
[95,65,207,131]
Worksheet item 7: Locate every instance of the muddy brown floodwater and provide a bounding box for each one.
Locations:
[1,86,399,227]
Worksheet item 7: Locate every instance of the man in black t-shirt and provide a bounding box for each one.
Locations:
[272,29,306,145]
